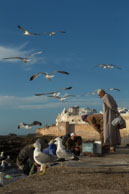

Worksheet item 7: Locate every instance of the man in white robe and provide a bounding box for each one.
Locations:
[97,89,121,151]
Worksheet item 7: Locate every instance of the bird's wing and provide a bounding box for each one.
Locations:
[3,57,24,60]
[62,86,72,91]
[31,121,42,126]
[56,70,69,75]
[27,51,45,58]
[48,95,60,99]
[17,25,26,32]
[35,91,55,96]
[63,94,74,98]
[35,153,57,164]
[30,32,40,35]
[29,72,44,81]
[114,88,120,91]
[56,31,66,34]
[96,64,105,68]
[111,64,121,70]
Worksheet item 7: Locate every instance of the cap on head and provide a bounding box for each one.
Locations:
[81,114,88,121]
[70,132,77,137]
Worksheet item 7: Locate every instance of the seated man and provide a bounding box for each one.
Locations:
[62,132,82,156]
[16,138,48,175]
[81,113,103,141]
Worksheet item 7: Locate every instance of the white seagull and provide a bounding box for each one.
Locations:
[96,64,121,70]
[33,141,57,175]
[3,51,45,63]
[35,86,72,96]
[48,94,75,102]
[17,25,41,36]
[83,89,98,96]
[54,137,75,160]
[29,70,69,81]
[18,121,42,129]
[108,88,120,92]
[42,30,66,36]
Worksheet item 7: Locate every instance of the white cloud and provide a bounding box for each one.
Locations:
[0,43,47,67]
[0,95,127,110]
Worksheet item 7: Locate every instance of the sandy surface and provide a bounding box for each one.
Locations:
[1,146,129,194]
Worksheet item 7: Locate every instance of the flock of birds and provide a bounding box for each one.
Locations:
[2,25,121,130]
[33,137,76,175]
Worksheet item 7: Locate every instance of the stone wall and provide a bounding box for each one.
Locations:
[36,114,129,143]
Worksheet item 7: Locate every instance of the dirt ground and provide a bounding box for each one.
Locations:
[1,146,129,194]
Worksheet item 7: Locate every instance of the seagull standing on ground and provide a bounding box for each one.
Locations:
[3,51,45,63]
[17,25,41,36]
[54,137,75,160]
[33,141,57,175]
[96,64,121,70]
[18,121,42,129]
[29,70,69,81]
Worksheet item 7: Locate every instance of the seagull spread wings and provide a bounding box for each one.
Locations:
[18,121,42,129]
[108,88,120,92]
[42,30,66,36]
[96,64,121,69]
[3,51,44,63]
[29,70,69,81]
[17,25,40,35]
[35,86,72,96]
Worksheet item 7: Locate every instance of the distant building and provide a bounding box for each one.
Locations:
[118,107,129,114]
[56,106,97,125]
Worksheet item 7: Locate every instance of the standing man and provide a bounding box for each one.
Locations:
[81,113,103,141]
[97,89,121,151]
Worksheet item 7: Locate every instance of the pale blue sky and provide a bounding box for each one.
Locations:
[0,0,129,135]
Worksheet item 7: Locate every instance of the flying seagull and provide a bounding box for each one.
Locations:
[48,94,74,102]
[108,88,120,92]
[29,70,69,81]
[3,51,45,63]
[18,121,42,129]
[17,25,40,35]
[96,64,121,70]
[83,89,98,96]
[35,86,72,96]
[42,31,66,36]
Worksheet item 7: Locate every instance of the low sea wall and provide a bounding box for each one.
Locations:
[36,114,129,144]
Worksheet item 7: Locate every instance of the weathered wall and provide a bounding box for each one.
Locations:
[36,114,129,143]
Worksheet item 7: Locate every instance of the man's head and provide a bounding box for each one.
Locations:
[70,132,77,140]
[97,89,105,98]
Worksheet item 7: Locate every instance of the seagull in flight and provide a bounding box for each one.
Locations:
[17,25,40,35]
[3,51,45,63]
[108,88,120,92]
[35,87,72,96]
[42,31,66,36]
[83,89,98,96]
[48,94,74,102]
[29,70,69,81]
[18,121,42,129]
[96,64,121,70]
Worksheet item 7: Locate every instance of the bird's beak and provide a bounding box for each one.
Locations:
[29,144,34,148]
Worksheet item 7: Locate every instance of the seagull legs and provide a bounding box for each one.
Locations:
[39,165,46,175]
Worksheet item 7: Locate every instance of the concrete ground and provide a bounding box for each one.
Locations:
[1,145,129,193]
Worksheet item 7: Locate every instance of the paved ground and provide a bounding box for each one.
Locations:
[1,145,129,194]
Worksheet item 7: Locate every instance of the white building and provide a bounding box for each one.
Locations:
[56,106,97,125]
